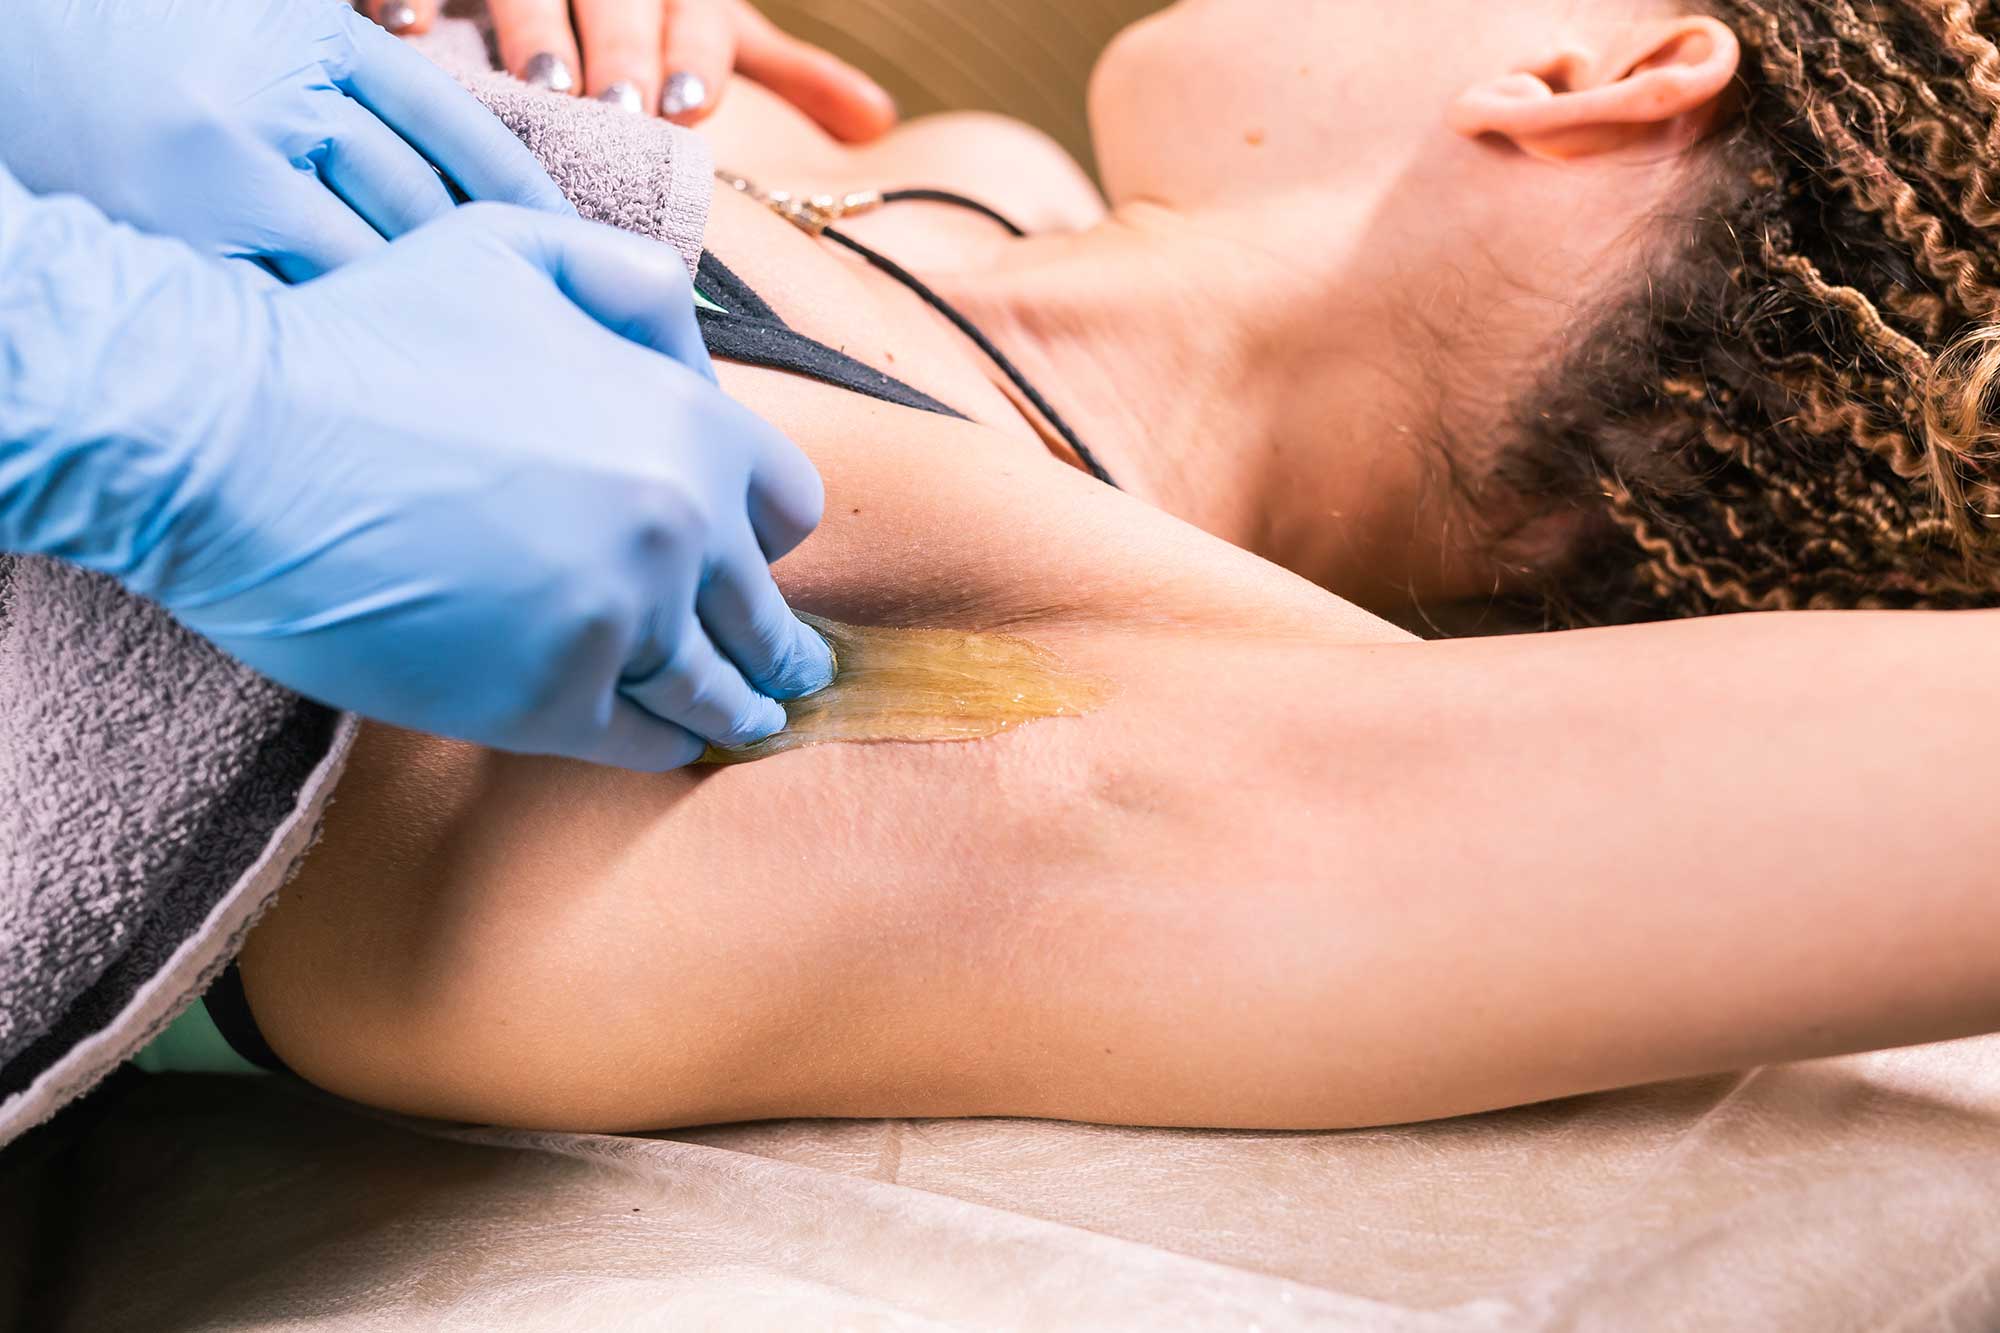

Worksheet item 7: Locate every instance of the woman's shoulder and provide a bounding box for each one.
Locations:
[701,82,1106,245]
[851,110,1106,235]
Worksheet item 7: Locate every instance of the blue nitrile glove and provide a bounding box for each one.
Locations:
[0,0,570,282]
[0,167,833,770]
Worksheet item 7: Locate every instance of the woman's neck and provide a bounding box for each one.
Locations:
[931,200,1464,614]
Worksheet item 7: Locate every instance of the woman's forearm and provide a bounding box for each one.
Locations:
[1046,607,2000,1127]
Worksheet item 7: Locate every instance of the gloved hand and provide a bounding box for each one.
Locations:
[0,166,833,770]
[0,0,571,282]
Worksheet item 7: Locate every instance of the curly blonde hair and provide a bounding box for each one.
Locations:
[1497,0,2000,621]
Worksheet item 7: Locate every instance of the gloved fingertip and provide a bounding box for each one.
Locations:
[748,694,791,744]
[600,703,710,772]
[766,620,836,701]
[709,694,789,750]
[643,731,712,773]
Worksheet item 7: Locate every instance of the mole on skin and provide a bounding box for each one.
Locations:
[701,613,1111,765]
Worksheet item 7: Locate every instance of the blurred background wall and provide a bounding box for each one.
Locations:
[754,0,1172,175]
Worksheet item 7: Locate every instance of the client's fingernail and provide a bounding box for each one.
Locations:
[378,2,418,33]
[660,71,710,119]
[596,81,644,114]
[523,53,576,94]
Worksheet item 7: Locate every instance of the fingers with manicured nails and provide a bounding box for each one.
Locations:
[699,543,836,700]
[485,0,584,98]
[731,1,897,142]
[621,618,790,747]
[481,206,715,378]
[341,12,574,214]
[370,0,435,36]
[658,0,736,124]
[317,101,457,239]
[573,0,665,112]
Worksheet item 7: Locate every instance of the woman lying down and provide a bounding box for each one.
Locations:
[157,0,2000,1132]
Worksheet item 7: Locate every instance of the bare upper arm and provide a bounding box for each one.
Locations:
[235,369,1409,1129]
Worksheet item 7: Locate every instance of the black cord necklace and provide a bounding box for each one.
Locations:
[714,171,1119,489]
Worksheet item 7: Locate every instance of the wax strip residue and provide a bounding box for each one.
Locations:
[701,613,1110,766]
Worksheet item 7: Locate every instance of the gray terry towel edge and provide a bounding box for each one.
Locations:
[0,709,359,1147]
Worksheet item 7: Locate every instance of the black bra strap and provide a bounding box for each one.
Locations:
[206,962,287,1073]
[695,253,967,421]
[818,225,1118,489]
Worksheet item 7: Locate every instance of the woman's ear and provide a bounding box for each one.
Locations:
[1446,17,1741,163]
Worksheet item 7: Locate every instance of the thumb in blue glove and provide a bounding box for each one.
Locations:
[0,167,833,770]
[0,0,571,283]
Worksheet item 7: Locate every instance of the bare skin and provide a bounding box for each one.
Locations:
[238,1,2000,1133]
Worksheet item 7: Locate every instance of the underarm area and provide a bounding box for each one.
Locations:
[233,585,1474,1136]
[235,630,1260,1133]
[232,372,1408,1133]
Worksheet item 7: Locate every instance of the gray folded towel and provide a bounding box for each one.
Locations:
[413,14,712,272]
[0,13,713,1147]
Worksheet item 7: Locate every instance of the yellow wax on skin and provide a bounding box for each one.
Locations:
[701,613,1111,766]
